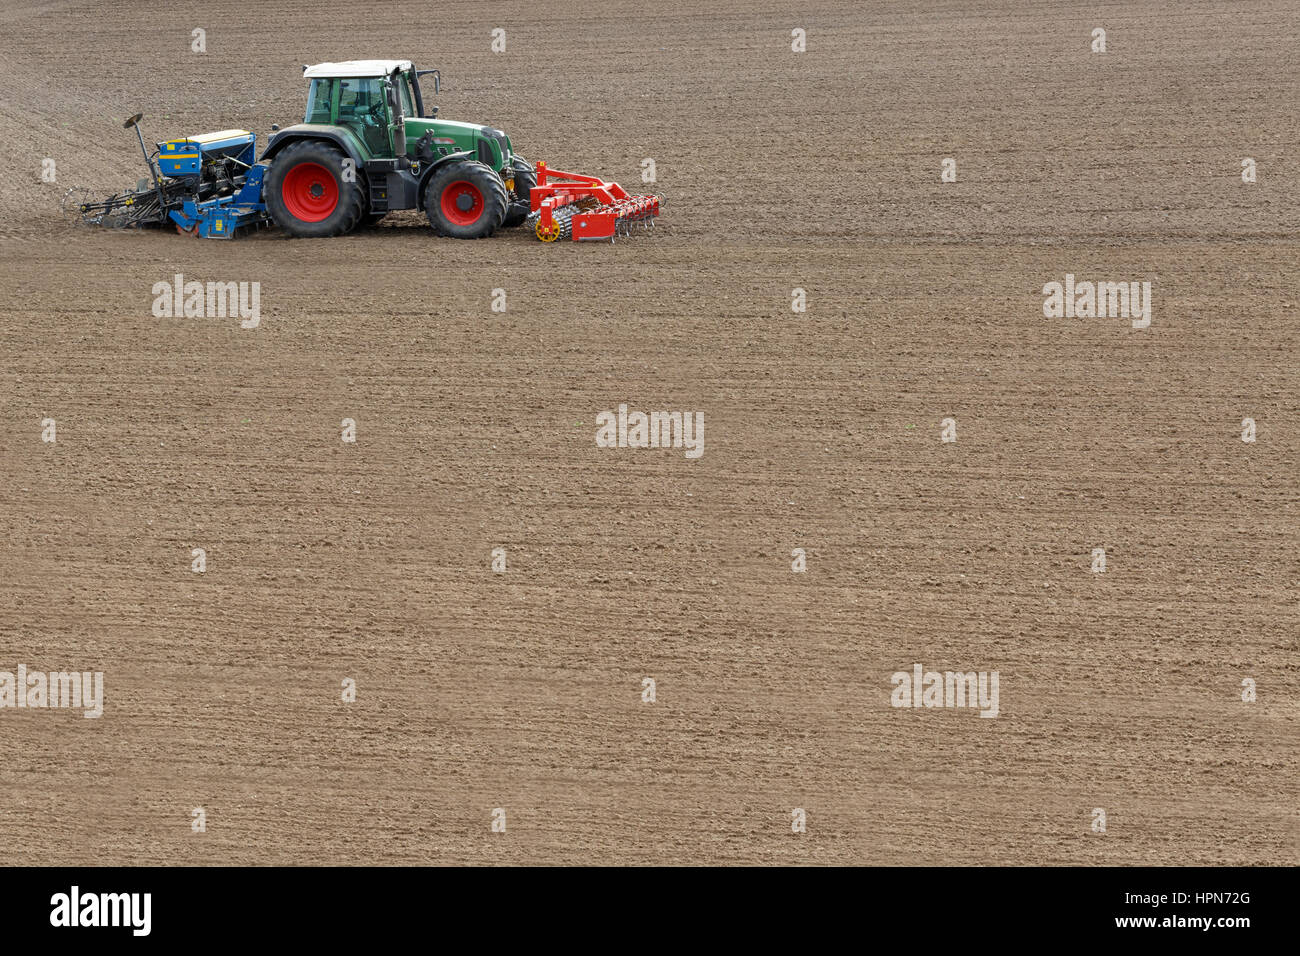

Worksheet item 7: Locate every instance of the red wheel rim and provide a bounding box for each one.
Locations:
[282,162,339,222]
[440,181,484,226]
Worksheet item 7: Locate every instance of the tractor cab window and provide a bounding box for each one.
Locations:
[304,78,332,124]
[337,78,385,122]
[336,77,390,155]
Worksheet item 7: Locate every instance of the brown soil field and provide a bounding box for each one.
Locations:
[0,0,1295,865]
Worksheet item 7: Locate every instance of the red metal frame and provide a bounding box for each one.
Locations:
[531,162,660,242]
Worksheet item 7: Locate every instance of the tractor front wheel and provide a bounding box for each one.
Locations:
[265,140,366,238]
[424,161,509,239]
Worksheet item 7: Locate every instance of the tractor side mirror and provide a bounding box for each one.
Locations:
[416,68,441,97]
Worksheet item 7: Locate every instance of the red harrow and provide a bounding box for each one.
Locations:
[526,162,660,242]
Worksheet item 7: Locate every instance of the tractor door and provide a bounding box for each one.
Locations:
[335,77,393,157]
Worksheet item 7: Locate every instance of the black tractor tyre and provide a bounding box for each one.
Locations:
[362,212,387,228]
[265,140,366,238]
[500,205,528,229]
[501,159,537,229]
[424,160,510,239]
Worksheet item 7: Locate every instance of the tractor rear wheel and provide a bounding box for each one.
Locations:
[424,160,509,239]
[501,158,537,229]
[265,140,365,238]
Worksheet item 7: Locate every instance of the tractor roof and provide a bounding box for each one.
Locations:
[303,59,413,79]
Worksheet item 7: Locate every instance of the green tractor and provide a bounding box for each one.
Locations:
[261,59,535,239]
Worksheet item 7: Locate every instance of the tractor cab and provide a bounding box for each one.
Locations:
[291,60,508,171]
[301,59,416,157]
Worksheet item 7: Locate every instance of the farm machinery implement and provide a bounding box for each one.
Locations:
[526,163,659,242]
[69,116,265,236]
[71,59,659,243]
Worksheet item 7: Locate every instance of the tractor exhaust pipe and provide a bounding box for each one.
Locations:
[386,73,407,165]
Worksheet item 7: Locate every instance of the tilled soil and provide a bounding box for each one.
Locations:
[0,0,1295,865]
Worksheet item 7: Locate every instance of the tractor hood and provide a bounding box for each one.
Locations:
[405,118,512,170]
